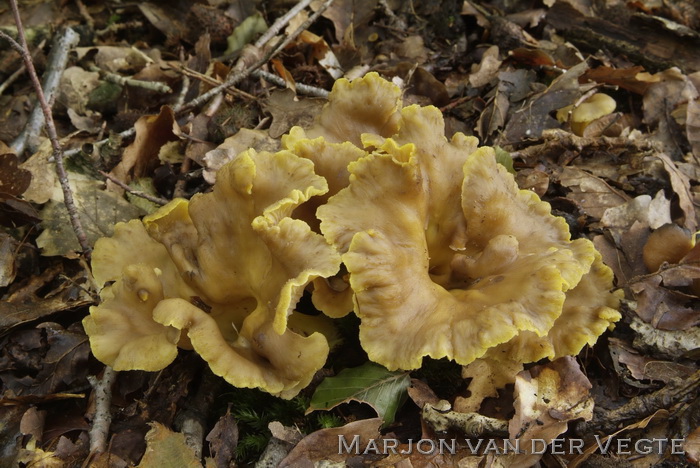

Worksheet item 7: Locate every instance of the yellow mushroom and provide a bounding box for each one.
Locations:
[557,93,617,136]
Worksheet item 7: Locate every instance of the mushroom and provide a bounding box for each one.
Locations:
[84,149,340,398]
[556,93,617,136]
[317,83,620,370]
[85,72,621,394]
[642,223,694,272]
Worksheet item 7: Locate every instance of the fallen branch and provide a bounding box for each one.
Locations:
[87,366,118,454]
[254,0,315,49]
[88,64,173,94]
[252,69,329,98]
[10,27,79,156]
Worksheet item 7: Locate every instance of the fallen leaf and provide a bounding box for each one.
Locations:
[36,177,144,256]
[503,61,588,143]
[205,409,238,468]
[687,97,700,161]
[0,323,90,396]
[316,0,378,44]
[657,152,697,232]
[0,153,31,196]
[469,45,502,88]
[507,357,593,466]
[110,106,179,188]
[630,275,700,330]
[279,418,382,467]
[224,13,267,55]
[600,191,671,231]
[406,378,441,409]
[136,422,201,468]
[454,358,523,413]
[581,65,650,95]
[685,426,700,465]
[609,337,696,383]
[264,90,325,138]
[307,362,410,425]
[557,166,628,218]
[57,66,100,115]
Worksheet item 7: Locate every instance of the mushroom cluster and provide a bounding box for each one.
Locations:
[84,73,621,397]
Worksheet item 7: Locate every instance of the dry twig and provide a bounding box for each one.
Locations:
[88,64,172,93]
[98,170,169,206]
[176,0,336,115]
[252,69,329,98]
[87,366,118,454]
[0,3,91,257]
[10,27,79,155]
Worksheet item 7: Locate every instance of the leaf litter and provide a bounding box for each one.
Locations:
[0,0,699,466]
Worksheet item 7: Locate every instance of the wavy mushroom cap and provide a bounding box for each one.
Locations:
[85,149,340,398]
[318,108,619,371]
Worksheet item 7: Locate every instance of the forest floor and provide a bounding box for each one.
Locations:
[0,0,699,466]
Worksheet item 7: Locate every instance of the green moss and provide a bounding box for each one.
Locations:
[88,81,122,114]
[218,386,347,463]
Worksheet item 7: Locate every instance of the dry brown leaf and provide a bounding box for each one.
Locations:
[110,106,179,188]
[264,89,325,138]
[609,337,696,383]
[205,409,238,468]
[582,65,650,95]
[454,359,523,413]
[406,378,441,409]
[136,422,201,468]
[469,45,502,88]
[507,357,594,465]
[630,275,700,330]
[314,0,378,44]
[503,61,588,143]
[657,152,698,231]
[279,418,382,467]
[557,166,628,218]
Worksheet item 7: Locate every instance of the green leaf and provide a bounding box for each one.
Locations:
[494,146,515,174]
[225,13,267,55]
[307,362,410,425]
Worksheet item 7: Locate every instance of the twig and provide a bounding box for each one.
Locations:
[254,0,315,48]
[0,38,46,96]
[173,155,192,200]
[174,48,189,109]
[10,27,79,155]
[175,64,257,100]
[75,0,94,30]
[88,64,172,93]
[252,69,329,98]
[87,366,118,454]
[1,5,91,257]
[378,0,407,30]
[98,170,169,206]
[95,20,143,38]
[0,63,25,96]
[64,127,136,159]
[65,0,334,172]
[175,368,224,460]
[175,0,336,115]
[576,369,700,435]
